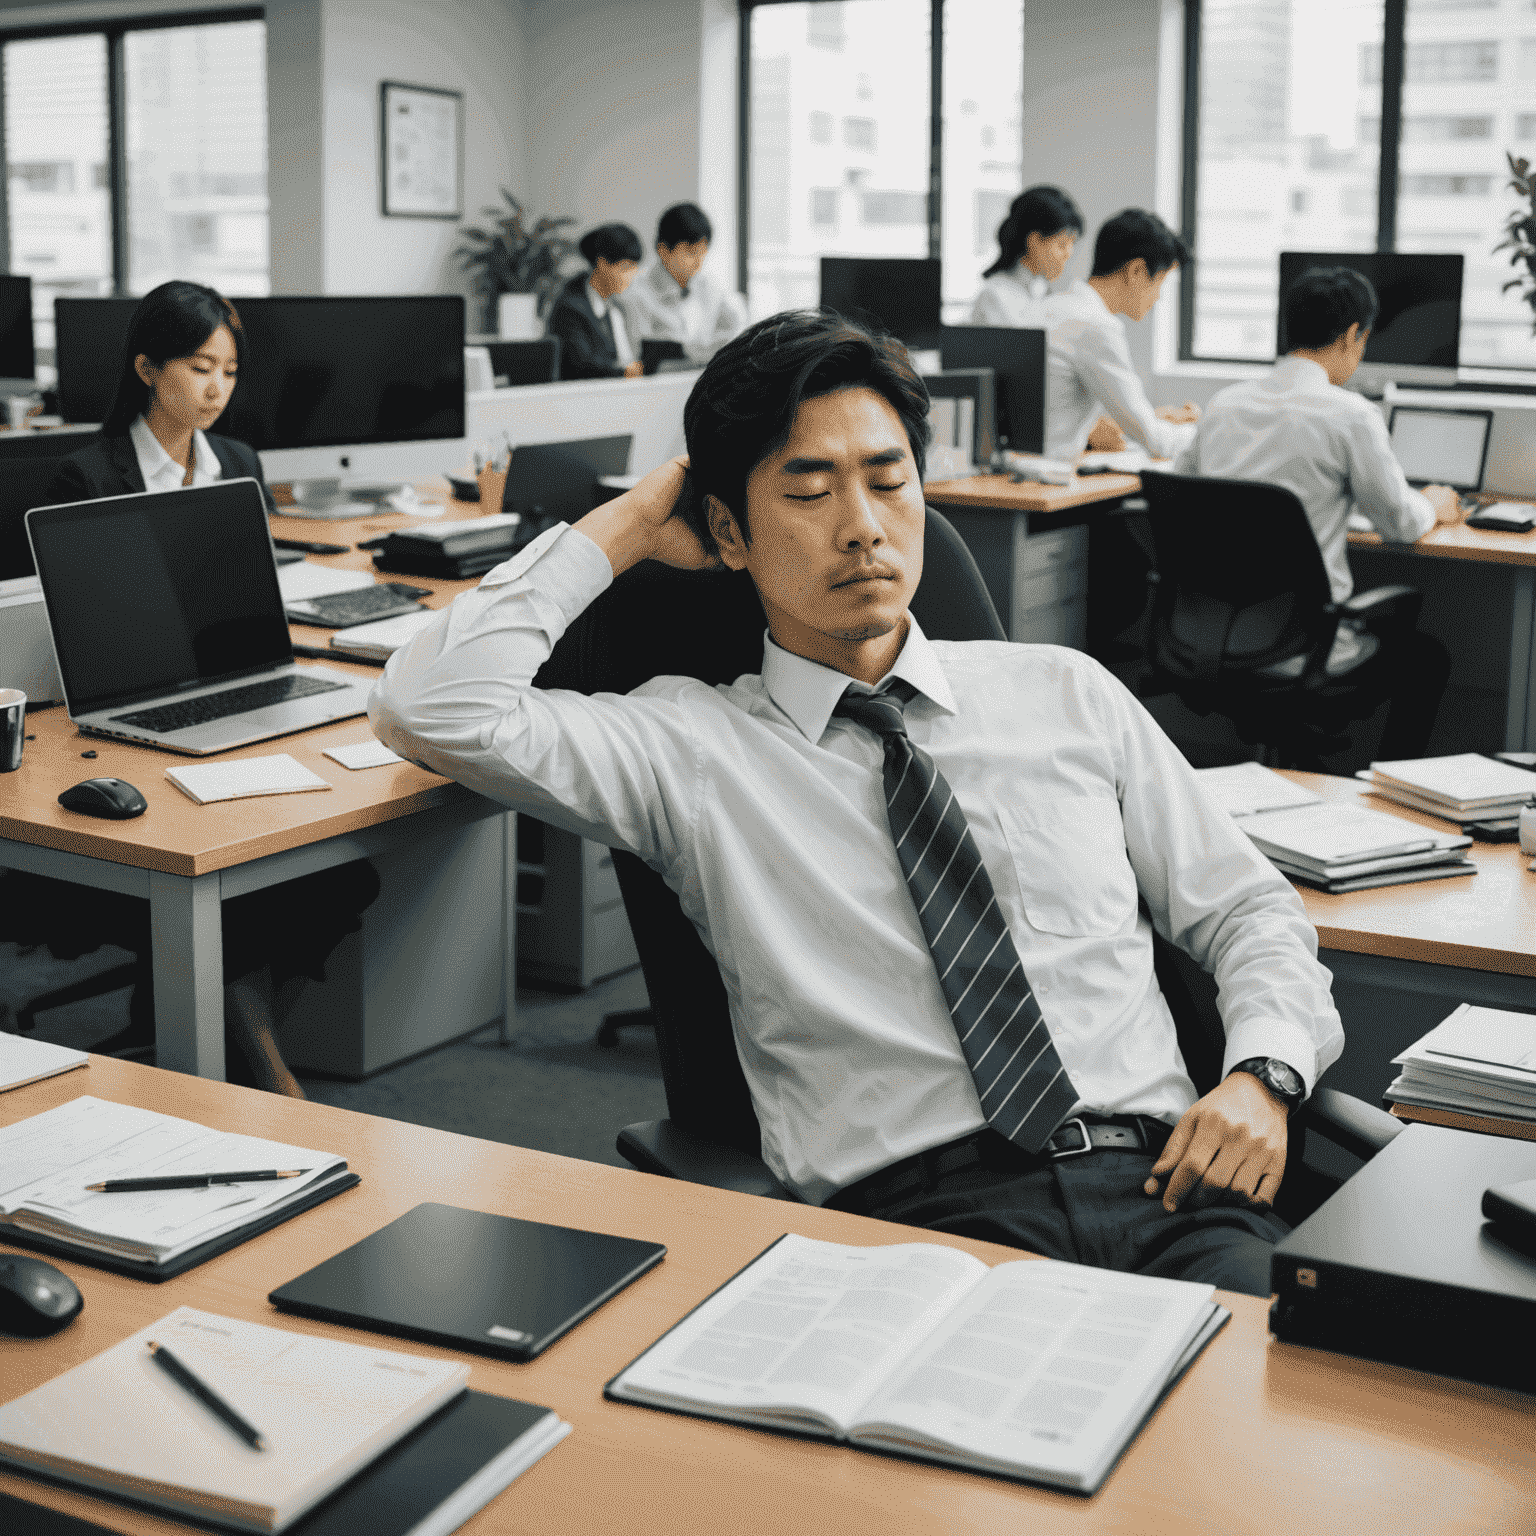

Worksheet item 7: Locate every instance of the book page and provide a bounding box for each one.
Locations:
[0,1307,468,1532]
[849,1260,1214,1490]
[610,1233,988,1435]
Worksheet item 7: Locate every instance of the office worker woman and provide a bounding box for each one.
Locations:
[545,224,646,381]
[43,280,279,512]
[14,278,378,1097]
[971,185,1084,329]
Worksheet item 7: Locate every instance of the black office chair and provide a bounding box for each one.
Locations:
[0,437,72,579]
[1136,470,1423,768]
[485,338,562,386]
[536,505,1401,1216]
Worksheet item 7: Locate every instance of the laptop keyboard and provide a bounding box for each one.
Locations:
[111,674,347,734]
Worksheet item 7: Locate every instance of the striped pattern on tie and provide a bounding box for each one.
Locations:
[835,682,1079,1154]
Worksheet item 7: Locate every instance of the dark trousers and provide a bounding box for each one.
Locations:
[837,1138,1289,1298]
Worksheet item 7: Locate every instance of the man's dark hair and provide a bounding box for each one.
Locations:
[1283,266,1378,351]
[658,202,712,248]
[103,280,243,436]
[1090,209,1191,280]
[981,185,1084,279]
[680,311,931,551]
[578,222,643,266]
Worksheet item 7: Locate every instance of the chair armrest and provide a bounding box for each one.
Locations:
[1304,1087,1404,1162]
[616,1120,801,1201]
[1338,583,1422,631]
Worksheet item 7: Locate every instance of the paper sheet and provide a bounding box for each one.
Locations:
[166,754,332,805]
[323,740,404,771]
[1193,762,1322,818]
[0,1035,88,1093]
[277,563,376,602]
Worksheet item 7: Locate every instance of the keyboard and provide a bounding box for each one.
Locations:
[285,583,427,629]
[111,674,347,734]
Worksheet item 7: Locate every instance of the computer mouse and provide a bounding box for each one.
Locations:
[58,777,148,819]
[0,1253,83,1337]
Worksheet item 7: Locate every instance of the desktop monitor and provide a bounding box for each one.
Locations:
[819,257,942,342]
[1388,405,1492,492]
[1276,252,1463,388]
[935,326,1046,456]
[54,297,139,423]
[0,276,35,381]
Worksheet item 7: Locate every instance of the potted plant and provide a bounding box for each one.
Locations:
[455,191,577,339]
[1494,152,1536,341]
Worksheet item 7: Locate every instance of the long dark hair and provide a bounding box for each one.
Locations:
[102,280,243,436]
[981,185,1085,280]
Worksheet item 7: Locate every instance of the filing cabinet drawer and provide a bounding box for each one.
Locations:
[1014,561,1088,618]
[1012,595,1087,649]
[1014,523,1088,575]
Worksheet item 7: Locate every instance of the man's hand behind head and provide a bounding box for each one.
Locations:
[574,456,721,577]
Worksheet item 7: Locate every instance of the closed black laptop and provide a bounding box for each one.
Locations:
[1270,1124,1536,1392]
[269,1202,665,1361]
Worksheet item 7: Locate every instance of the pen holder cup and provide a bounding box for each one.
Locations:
[476,467,509,515]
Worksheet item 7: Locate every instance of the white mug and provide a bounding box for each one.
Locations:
[1520,800,1536,856]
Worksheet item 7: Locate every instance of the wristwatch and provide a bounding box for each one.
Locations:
[1229,1057,1304,1114]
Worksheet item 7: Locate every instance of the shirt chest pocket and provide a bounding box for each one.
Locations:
[999,797,1138,938]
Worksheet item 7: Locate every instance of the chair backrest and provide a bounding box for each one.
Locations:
[486,338,561,386]
[536,506,1004,1149]
[0,454,69,579]
[1136,470,1338,688]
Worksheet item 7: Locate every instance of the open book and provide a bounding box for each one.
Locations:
[606,1233,1227,1494]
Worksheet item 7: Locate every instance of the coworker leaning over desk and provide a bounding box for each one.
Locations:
[1174,266,1459,759]
[616,201,746,366]
[3,279,378,1098]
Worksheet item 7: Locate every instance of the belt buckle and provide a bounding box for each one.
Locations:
[1045,1117,1093,1160]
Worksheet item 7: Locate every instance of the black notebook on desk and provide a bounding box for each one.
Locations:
[269,1201,666,1360]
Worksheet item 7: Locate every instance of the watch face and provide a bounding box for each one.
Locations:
[1268,1061,1303,1098]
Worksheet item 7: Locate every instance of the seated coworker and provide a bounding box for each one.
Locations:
[970,184,1083,329]
[617,202,747,366]
[1174,266,1456,757]
[372,312,1344,1297]
[1044,209,1201,460]
[43,280,278,513]
[545,224,645,381]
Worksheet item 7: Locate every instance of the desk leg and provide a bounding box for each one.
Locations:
[499,812,517,1046]
[149,870,225,1079]
[1507,567,1536,751]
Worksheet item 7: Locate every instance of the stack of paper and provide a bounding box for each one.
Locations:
[0,1035,88,1093]
[1360,753,1536,827]
[166,755,332,805]
[1240,803,1474,893]
[330,608,440,660]
[1193,762,1321,819]
[1385,1005,1536,1127]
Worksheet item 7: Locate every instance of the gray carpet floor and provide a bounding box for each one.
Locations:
[0,942,667,1169]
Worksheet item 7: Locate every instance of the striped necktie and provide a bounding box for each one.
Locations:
[835,682,1079,1153]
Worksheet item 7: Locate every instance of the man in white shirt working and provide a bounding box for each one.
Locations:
[1045,209,1201,461]
[371,312,1343,1297]
[617,202,747,367]
[1175,266,1457,758]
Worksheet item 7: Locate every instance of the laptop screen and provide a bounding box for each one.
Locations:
[1388,406,1492,493]
[26,479,290,717]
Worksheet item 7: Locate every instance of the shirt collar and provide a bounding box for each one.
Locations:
[760,615,958,743]
[648,263,689,303]
[1272,355,1331,390]
[585,280,608,319]
[1004,265,1048,300]
[131,416,218,481]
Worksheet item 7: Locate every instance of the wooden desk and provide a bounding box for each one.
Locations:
[922,472,1143,516]
[0,484,515,1080]
[3,1057,1531,1536]
[1278,771,1536,1103]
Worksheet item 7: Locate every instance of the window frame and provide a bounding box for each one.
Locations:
[0,6,265,292]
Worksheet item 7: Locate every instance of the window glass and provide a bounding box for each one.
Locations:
[124,20,270,297]
[1398,0,1536,367]
[1190,0,1383,361]
[2,34,113,368]
[746,0,931,321]
[941,0,1024,323]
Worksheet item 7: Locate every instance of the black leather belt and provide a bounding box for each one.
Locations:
[827,1114,1174,1215]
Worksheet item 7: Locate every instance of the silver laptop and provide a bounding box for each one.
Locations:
[26,478,376,755]
[1388,405,1493,493]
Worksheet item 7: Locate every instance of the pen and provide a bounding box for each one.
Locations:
[290,643,386,667]
[86,1169,309,1193]
[148,1341,267,1451]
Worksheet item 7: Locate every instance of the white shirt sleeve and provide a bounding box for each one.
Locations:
[1070,320,1192,461]
[368,524,700,868]
[1342,405,1438,546]
[1088,662,1344,1093]
[970,285,1009,328]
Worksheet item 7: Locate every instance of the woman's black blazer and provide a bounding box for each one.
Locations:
[544,275,627,381]
[42,430,279,515]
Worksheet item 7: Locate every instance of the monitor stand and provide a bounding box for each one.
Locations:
[282,477,373,520]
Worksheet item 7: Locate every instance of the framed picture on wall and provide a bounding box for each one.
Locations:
[380,80,463,219]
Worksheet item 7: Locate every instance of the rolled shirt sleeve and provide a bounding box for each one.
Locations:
[1346,405,1438,545]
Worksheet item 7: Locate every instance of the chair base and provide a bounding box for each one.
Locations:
[595,1007,655,1049]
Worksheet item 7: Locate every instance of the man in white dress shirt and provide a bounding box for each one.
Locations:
[1044,209,1201,460]
[1175,266,1457,756]
[617,203,747,367]
[372,313,1343,1296]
